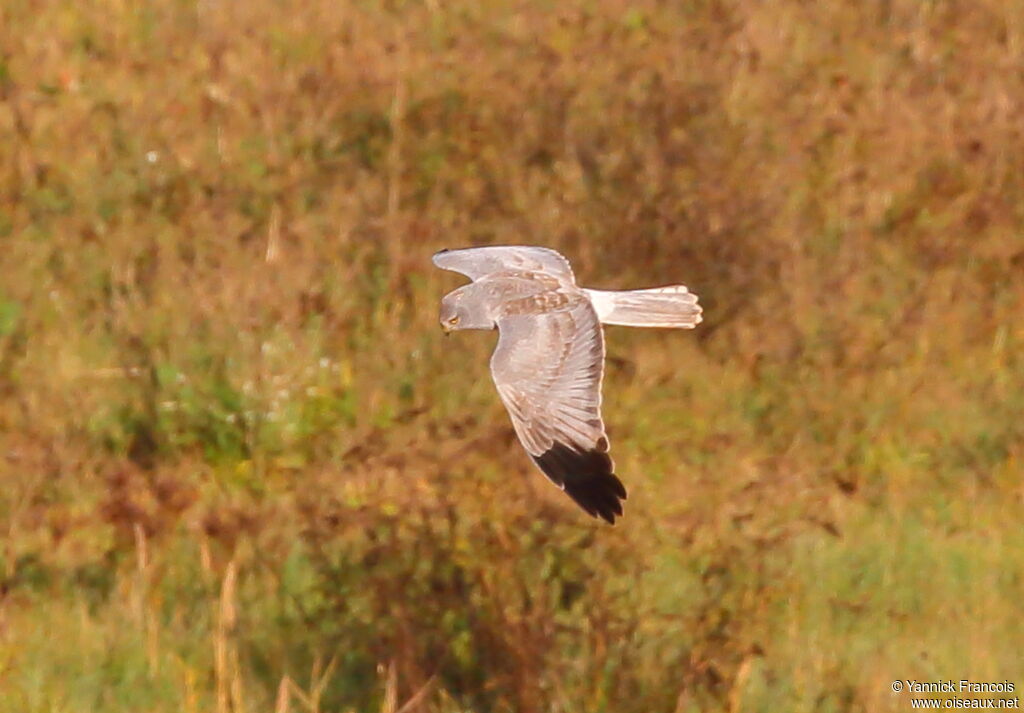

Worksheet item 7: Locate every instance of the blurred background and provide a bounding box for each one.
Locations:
[1,1,1022,711]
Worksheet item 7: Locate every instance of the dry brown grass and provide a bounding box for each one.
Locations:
[1,0,1022,711]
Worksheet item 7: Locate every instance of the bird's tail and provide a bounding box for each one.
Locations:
[584,286,702,328]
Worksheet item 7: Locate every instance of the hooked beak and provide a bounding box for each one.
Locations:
[441,323,452,336]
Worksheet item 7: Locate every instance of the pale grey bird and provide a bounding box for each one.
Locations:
[434,245,702,523]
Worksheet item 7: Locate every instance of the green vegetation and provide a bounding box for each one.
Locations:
[1,1,1022,711]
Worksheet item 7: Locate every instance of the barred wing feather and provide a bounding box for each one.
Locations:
[489,302,626,523]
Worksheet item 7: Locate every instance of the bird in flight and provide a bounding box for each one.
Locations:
[434,245,702,524]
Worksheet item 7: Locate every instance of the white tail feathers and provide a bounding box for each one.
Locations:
[584,285,703,329]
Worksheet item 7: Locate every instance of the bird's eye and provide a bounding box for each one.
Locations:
[448,316,460,325]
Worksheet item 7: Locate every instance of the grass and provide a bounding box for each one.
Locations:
[1,0,1023,711]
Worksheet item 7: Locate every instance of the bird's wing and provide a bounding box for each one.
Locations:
[489,297,626,523]
[432,245,576,283]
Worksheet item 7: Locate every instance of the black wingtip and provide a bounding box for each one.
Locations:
[533,442,627,524]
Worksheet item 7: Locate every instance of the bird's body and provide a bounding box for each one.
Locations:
[434,246,701,523]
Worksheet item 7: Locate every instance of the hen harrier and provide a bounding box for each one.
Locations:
[434,246,702,523]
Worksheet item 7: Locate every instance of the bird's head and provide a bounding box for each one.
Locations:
[439,286,495,333]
